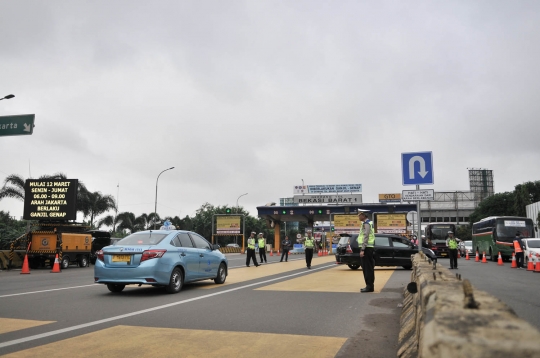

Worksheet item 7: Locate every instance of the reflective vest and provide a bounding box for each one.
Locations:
[514,239,523,253]
[258,238,265,248]
[448,238,458,249]
[247,238,256,249]
[304,236,315,248]
[358,220,375,248]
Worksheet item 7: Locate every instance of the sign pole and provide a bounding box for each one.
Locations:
[417,185,422,253]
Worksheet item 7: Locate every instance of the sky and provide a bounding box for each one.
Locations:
[1,1,539,224]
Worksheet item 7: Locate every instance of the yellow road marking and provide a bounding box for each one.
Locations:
[3,325,347,358]
[256,265,395,292]
[194,255,337,289]
[0,318,54,335]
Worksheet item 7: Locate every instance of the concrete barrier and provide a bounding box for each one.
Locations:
[0,250,25,270]
[398,252,540,358]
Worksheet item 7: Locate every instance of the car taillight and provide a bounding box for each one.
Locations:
[346,245,353,254]
[96,250,104,262]
[141,249,167,262]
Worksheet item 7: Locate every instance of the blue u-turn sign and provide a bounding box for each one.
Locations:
[401,152,434,185]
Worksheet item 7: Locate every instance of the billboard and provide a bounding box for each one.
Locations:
[378,193,401,203]
[23,179,78,220]
[216,216,241,234]
[334,214,361,233]
[376,214,407,234]
[294,184,362,194]
[293,194,362,204]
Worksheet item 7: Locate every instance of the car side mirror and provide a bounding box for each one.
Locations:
[212,244,220,251]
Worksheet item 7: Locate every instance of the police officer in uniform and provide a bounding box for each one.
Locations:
[258,233,267,264]
[246,232,259,267]
[446,231,459,269]
[304,230,315,269]
[358,210,375,293]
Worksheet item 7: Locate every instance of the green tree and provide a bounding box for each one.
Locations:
[513,181,540,217]
[78,187,116,229]
[0,211,29,250]
[469,192,516,224]
[456,224,472,241]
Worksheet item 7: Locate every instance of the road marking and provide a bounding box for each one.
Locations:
[256,265,395,292]
[0,263,336,349]
[0,284,99,299]
[0,318,55,335]
[2,325,347,357]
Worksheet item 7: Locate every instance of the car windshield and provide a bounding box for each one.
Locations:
[117,233,168,246]
[527,240,540,248]
[338,237,350,245]
[496,219,535,241]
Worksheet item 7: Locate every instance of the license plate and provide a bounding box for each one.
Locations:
[441,253,447,257]
[112,255,131,262]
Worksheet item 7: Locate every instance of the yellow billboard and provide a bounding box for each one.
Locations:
[376,214,406,233]
[378,193,401,203]
[334,214,361,233]
[217,216,241,234]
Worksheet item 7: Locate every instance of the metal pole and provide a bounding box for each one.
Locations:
[417,185,421,253]
[236,193,248,211]
[154,167,175,229]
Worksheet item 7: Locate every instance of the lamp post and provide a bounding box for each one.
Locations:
[154,167,175,229]
[0,94,15,101]
[236,193,248,212]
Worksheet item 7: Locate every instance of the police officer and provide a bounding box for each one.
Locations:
[246,232,259,267]
[304,230,315,269]
[358,210,375,293]
[281,235,291,262]
[514,231,525,269]
[446,231,459,269]
[258,233,267,264]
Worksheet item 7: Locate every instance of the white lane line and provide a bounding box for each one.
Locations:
[0,284,100,298]
[0,264,335,349]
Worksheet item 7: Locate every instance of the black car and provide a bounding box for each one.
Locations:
[88,230,112,264]
[334,233,437,270]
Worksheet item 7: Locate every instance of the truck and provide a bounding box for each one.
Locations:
[23,222,109,269]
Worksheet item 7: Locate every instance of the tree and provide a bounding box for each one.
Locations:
[469,192,516,224]
[78,187,116,229]
[0,211,30,250]
[513,181,540,217]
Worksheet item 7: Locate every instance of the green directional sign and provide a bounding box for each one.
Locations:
[0,114,35,137]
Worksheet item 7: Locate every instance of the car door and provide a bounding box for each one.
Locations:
[172,233,200,281]
[390,236,414,266]
[190,233,220,279]
[374,236,393,266]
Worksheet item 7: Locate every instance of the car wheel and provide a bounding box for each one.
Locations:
[165,268,183,294]
[347,264,360,270]
[214,263,227,284]
[78,256,88,267]
[61,256,70,269]
[107,283,125,293]
[402,265,412,270]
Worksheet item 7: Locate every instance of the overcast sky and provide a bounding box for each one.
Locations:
[1,1,539,223]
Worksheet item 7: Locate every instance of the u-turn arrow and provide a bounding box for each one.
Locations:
[409,156,429,179]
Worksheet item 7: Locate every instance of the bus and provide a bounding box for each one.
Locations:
[424,223,457,257]
[472,216,536,262]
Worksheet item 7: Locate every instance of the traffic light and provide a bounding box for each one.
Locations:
[331,227,335,232]
[226,208,231,214]
[282,210,286,214]
[318,209,323,214]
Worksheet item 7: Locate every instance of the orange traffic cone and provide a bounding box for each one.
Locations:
[318,249,322,257]
[535,254,540,273]
[277,249,280,255]
[475,251,480,262]
[465,251,470,260]
[20,254,30,274]
[269,250,273,256]
[458,250,461,259]
[497,252,503,266]
[481,251,487,263]
[527,252,534,271]
[50,254,61,273]
[511,252,517,268]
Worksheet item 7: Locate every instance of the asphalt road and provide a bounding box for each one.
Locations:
[0,253,411,358]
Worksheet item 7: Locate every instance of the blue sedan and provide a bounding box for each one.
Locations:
[94,230,228,293]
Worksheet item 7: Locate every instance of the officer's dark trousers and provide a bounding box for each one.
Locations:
[246,249,258,267]
[361,247,375,289]
[449,249,458,269]
[305,248,314,268]
[259,248,267,263]
[516,252,524,268]
[280,249,289,262]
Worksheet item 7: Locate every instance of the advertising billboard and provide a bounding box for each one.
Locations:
[216,216,241,234]
[23,179,78,220]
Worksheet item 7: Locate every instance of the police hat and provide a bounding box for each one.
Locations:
[448,231,453,234]
[251,231,256,234]
[357,209,370,215]
[258,233,263,236]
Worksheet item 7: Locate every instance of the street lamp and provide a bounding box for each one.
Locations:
[236,193,248,211]
[154,167,175,229]
[0,94,15,101]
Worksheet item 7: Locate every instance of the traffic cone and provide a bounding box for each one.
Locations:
[535,254,540,273]
[318,249,322,257]
[269,250,273,256]
[497,252,503,266]
[465,251,470,260]
[475,251,480,262]
[50,254,61,273]
[20,254,30,274]
[458,250,461,259]
[511,252,517,268]
[481,252,487,263]
[527,252,534,271]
